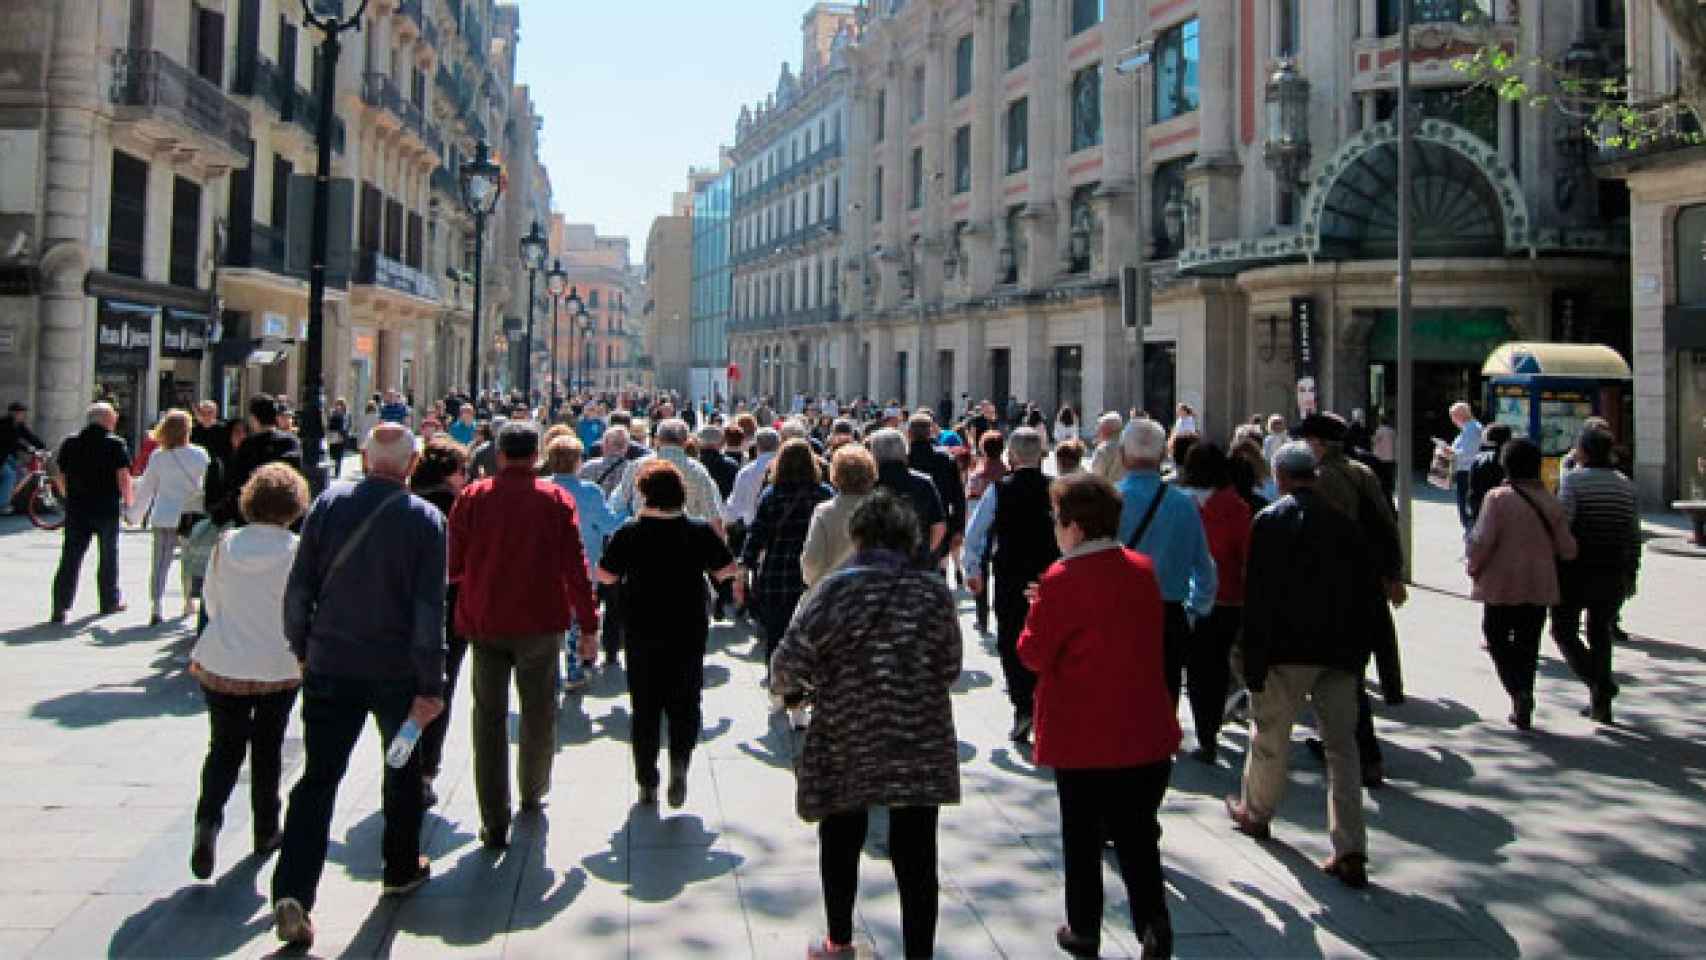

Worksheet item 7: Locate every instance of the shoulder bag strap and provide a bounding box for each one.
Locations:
[1126,486,1168,550]
[1508,484,1561,556]
[597,456,626,487]
[321,487,410,590]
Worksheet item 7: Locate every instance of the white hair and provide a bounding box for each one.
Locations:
[86,402,116,424]
[868,428,908,464]
[779,418,809,441]
[1007,427,1044,465]
[654,418,690,446]
[364,423,416,474]
[602,425,630,453]
[1120,418,1167,463]
[1096,411,1123,437]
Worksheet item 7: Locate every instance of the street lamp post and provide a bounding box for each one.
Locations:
[298,0,371,493]
[459,139,504,400]
[519,218,547,405]
[547,258,567,419]
[579,309,595,398]
[1116,40,1154,416]
[564,286,586,399]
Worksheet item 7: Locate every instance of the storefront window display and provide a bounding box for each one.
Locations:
[1683,350,1706,501]
[95,300,156,450]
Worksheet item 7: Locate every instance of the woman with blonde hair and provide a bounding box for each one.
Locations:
[128,409,211,625]
[801,443,880,587]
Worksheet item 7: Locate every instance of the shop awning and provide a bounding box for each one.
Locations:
[1481,342,1632,380]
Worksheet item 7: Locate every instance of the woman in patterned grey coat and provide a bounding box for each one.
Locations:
[773,491,962,960]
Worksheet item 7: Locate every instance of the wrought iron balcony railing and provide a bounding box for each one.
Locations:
[109,48,250,156]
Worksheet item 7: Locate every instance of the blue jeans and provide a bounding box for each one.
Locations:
[53,508,121,614]
[1453,470,1474,529]
[0,457,17,509]
[564,626,586,685]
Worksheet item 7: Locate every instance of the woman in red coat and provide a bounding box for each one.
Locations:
[1018,473,1181,960]
[1181,442,1252,764]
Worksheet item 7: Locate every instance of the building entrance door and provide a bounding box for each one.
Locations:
[1366,308,1513,467]
[989,348,1010,408]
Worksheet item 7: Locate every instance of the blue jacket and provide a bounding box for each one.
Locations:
[1116,470,1218,617]
[283,478,447,696]
[551,473,621,572]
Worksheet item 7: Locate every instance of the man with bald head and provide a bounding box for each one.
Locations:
[272,422,448,947]
[50,402,134,621]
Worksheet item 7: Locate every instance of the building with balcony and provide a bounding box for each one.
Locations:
[1597,1,1704,506]
[556,223,641,395]
[726,3,858,403]
[691,165,735,405]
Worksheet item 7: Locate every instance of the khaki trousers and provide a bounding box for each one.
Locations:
[1239,664,1367,858]
[470,633,560,834]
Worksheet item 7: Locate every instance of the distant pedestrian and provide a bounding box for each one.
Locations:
[870,427,947,562]
[272,424,447,947]
[326,399,352,478]
[449,423,601,847]
[963,430,1006,633]
[126,409,210,624]
[210,395,303,527]
[547,435,621,689]
[773,492,961,960]
[907,412,967,566]
[1179,442,1252,764]
[1018,473,1179,960]
[1088,412,1125,484]
[1552,428,1640,723]
[1467,438,1577,730]
[1449,401,1485,530]
[612,418,724,532]
[596,460,739,806]
[1467,423,1513,527]
[1227,442,1372,890]
[697,424,740,499]
[188,464,309,881]
[49,402,133,621]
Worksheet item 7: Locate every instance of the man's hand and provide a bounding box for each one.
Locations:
[409,696,445,728]
[577,629,600,662]
[1022,580,1040,604]
[965,574,983,595]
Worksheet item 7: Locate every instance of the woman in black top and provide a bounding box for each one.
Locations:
[326,398,351,479]
[739,438,834,726]
[597,460,740,807]
[408,436,470,808]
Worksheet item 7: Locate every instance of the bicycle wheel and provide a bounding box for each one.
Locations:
[28,480,64,530]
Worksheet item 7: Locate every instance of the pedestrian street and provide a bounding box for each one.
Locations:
[0,491,1703,959]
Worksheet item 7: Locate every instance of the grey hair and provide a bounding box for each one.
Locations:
[779,418,809,441]
[1097,411,1123,436]
[86,401,116,425]
[654,417,690,446]
[848,489,921,557]
[868,427,908,464]
[364,423,416,474]
[754,427,782,454]
[1120,418,1167,462]
[696,424,724,446]
[602,425,630,452]
[1007,427,1044,465]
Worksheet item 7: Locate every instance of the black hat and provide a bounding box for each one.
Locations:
[1291,412,1347,443]
[6,402,26,413]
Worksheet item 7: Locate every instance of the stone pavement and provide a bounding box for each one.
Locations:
[0,490,1703,959]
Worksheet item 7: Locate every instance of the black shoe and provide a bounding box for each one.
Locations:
[382,858,431,896]
[1055,924,1099,957]
[253,830,283,857]
[1509,694,1534,731]
[421,779,439,809]
[1361,763,1385,789]
[1009,714,1033,743]
[667,764,688,808]
[638,785,659,805]
[190,820,219,880]
[1141,918,1174,959]
[1191,745,1217,765]
[520,797,546,814]
[48,610,65,624]
[478,825,509,849]
[99,601,127,615]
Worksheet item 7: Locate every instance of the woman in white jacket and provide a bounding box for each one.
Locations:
[127,409,210,624]
[187,463,309,881]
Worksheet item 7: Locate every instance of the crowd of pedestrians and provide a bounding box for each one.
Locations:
[19,382,1649,958]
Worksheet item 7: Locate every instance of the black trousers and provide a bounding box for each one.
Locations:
[972,553,992,628]
[418,632,469,780]
[1482,604,1547,701]
[759,605,804,708]
[53,509,121,614]
[1185,605,1240,751]
[1055,762,1172,942]
[195,685,299,841]
[627,648,704,789]
[819,805,939,958]
[272,672,424,911]
[598,582,625,660]
[1552,568,1625,702]
[994,591,1036,719]
[328,442,347,478]
[1162,603,1190,705]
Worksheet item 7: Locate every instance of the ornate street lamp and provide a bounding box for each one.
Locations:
[1262,58,1313,190]
[578,307,596,394]
[1162,185,1188,249]
[297,0,371,493]
[564,285,586,395]
[518,218,548,403]
[459,139,504,399]
[546,257,567,417]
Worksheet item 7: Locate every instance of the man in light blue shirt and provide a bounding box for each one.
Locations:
[1447,401,1484,530]
[1115,418,1217,704]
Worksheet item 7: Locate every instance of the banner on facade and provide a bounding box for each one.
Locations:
[1291,296,1319,417]
[96,300,155,370]
[161,309,209,358]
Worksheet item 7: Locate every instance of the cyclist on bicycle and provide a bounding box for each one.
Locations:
[1,401,47,514]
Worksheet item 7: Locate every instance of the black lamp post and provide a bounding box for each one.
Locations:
[518,218,547,403]
[459,139,503,399]
[546,258,567,418]
[577,307,595,396]
[298,0,370,493]
[564,285,586,397]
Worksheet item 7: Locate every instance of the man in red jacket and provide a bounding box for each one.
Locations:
[449,422,600,849]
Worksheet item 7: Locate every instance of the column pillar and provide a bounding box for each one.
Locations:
[967,0,1002,294]
[1025,0,1063,286]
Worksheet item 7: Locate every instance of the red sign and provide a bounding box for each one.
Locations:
[727,362,741,382]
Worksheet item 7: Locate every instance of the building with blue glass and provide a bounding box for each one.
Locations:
[691,167,734,406]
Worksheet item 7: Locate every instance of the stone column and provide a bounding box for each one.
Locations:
[967,0,1002,293]
[37,0,100,444]
[1359,0,1378,39]
[1025,0,1063,286]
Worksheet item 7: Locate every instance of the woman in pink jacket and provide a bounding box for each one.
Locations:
[1467,439,1577,730]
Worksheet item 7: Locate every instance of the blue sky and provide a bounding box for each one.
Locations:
[514,0,810,258]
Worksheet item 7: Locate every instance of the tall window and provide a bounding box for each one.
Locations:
[876,90,886,141]
[911,65,926,122]
[954,35,974,99]
[1680,204,1706,306]
[1008,0,1031,68]
[108,150,147,278]
[1154,19,1201,122]
[953,125,972,194]
[1071,66,1102,151]
[909,148,924,210]
[1003,205,1025,282]
[169,177,201,289]
[874,167,884,222]
[193,7,225,85]
[1277,0,1299,57]
[1006,98,1029,173]
[1070,0,1103,34]
[1068,185,1094,273]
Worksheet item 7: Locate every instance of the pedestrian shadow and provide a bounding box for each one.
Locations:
[736,710,799,770]
[701,715,734,744]
[989,745,1047,781]
[702,662,732,690]
[0,615,99,645]
[951,668,994,694]
[107,849,272,958]
[1377,693,1482,731]
[29,638,202,727]
[580,808,743,903]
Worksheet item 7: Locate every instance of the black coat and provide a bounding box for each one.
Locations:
[908,440,967,536]
[700,450,740,499]
[1241,488,1374,687]
[211,429,304,525]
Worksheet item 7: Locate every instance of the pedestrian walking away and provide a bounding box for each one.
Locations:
[126,409,211,624]
[1551,427,1641,724]
[1178,442,1252,765]
[270,424,447,948]
[547,435,622,690]
[449,422,601,848]
[50,402,134,621]
[597,459,740,807]
[408,436,474,808]
[773,492,962,960]
[188,464,309,881]
[1017,473,1179,959]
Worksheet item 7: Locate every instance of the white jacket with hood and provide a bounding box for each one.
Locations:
[192,524,302,683]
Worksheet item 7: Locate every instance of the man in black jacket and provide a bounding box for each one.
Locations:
[211,395,304,526]
[869,428,946,561]
[906,412,966,560]
[1227,441,1372,890]
[696,424,740,499]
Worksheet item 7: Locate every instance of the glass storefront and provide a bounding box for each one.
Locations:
[1683,350,1706,500]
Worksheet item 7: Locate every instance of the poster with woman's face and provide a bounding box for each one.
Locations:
[1296,376,1319,418]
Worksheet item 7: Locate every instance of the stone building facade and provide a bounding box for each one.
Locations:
[555,223,643,395]
[0,0,546,450]
[644,212,693,400]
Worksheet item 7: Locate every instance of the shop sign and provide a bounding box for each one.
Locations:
[161,311,208,358]
[354,334,376,356]
[96,302,154,370]
[1290,296,1319,417]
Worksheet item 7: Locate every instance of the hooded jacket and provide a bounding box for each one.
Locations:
[193,524,303,684]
